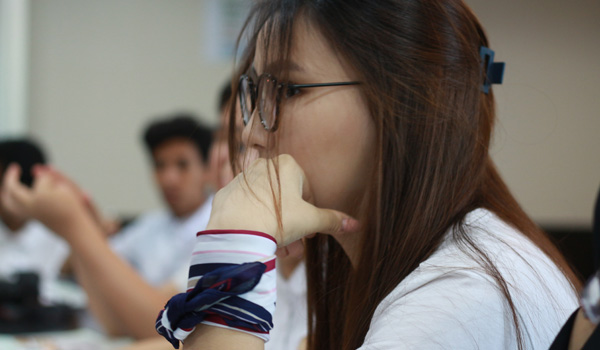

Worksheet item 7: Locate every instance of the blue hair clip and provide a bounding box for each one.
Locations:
[480,46,505,94]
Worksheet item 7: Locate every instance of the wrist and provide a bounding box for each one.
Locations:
[188,229,277,292]
[206,215,279,244]
[156,229,278,347]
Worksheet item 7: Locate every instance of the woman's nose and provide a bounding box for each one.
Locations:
[241,108,269,153]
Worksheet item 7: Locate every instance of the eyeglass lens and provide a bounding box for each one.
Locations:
[239,75,280,131]
[258,76,278,130]
[239,76,254,127]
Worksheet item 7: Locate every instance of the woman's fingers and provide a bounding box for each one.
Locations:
[259,155,361,241]
[209,154,360,246]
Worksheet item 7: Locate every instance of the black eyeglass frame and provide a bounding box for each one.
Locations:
[238,73,360,132]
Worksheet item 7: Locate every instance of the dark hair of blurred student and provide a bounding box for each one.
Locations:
[0,139,46,187]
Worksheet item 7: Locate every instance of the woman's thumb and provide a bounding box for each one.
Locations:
[314,207,360,235]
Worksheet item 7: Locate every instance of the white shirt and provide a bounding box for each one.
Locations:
[358,209,578,350]
[268,261,308,350]
[110,196,213,291]
[0,220,70,301]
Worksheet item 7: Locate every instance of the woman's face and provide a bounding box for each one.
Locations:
[242,17,376,215]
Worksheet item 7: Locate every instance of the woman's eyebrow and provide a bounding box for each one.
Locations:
[253,61,305,75]
[283,61,304,73]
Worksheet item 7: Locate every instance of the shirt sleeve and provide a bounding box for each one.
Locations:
[358,269,512,350]
[109,217,146,261]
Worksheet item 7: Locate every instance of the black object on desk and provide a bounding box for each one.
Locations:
[550,187,600,349]
[0,272,78,334]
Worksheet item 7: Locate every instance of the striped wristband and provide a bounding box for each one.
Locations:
[156,230,277,348]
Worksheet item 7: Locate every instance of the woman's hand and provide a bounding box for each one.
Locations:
[207,154,359,246]
[1,164,93,241]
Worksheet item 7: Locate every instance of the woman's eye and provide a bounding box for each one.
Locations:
[285,86,301,98]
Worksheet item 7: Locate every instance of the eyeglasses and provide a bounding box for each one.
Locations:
[238,73,360,131]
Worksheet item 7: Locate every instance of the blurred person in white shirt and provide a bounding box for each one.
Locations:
[0,138,69,303]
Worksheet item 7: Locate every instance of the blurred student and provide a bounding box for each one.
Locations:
[110,114,214,292]
[0,138,69,301]
[0,115,214,339]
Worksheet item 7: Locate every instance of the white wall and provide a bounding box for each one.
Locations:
[0,0,29,135]
[26,0,600,226]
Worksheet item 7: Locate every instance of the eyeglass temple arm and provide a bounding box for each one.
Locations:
[288,81,360,89]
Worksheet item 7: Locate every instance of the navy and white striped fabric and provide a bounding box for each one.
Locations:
[156,230,277,348]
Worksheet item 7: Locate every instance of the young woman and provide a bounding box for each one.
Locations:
[163,1,580,348]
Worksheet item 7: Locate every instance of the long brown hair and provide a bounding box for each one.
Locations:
[227,1,581,349]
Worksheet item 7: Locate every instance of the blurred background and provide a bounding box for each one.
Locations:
[1,0,599,227]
